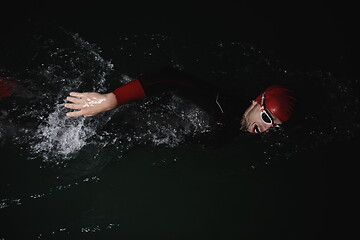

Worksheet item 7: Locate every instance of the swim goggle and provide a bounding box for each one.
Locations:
[260,93,275,126]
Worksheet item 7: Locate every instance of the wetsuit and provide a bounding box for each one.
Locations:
[113,66,247,140]
[0,77,17,100]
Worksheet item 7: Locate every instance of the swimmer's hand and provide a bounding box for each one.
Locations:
[65,92,118,117]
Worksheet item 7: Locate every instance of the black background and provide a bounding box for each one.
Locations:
[1,1,357,79]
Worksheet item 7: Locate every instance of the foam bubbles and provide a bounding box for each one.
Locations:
[32,104,96,161]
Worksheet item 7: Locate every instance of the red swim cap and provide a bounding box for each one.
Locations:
[0,77,17,100]
[255,85,296,123]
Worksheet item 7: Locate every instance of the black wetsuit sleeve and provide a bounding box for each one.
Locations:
[138,66,220,113]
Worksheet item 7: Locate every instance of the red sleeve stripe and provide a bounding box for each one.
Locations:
[0,77,17,100]
[112,79,147,106]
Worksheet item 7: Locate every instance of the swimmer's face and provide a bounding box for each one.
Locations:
[240,100,282,134]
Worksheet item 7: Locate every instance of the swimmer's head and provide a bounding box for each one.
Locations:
[241,85,296,133]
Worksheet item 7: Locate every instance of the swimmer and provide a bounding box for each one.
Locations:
[65,66,296,134]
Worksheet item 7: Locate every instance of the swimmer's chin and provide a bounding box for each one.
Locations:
[239,121,259,134]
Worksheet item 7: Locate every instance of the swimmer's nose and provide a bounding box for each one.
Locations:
[259,122,272,133]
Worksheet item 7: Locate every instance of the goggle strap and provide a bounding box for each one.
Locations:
[261,93,266,105]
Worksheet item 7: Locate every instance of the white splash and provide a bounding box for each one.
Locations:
[25,31,115,162]
[32,104,96,161]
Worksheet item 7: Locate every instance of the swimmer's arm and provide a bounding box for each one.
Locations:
[65,79,146,117]
[65,66,215,117]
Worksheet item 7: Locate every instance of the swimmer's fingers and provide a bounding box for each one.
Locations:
[64,103,83,110]
[69,92,84,98]
[66,109,88,117]
[66,96,82,104]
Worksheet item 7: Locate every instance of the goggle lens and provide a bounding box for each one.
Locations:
[261,111,273,124]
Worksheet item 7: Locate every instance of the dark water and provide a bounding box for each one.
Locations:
[0,4,358,239]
